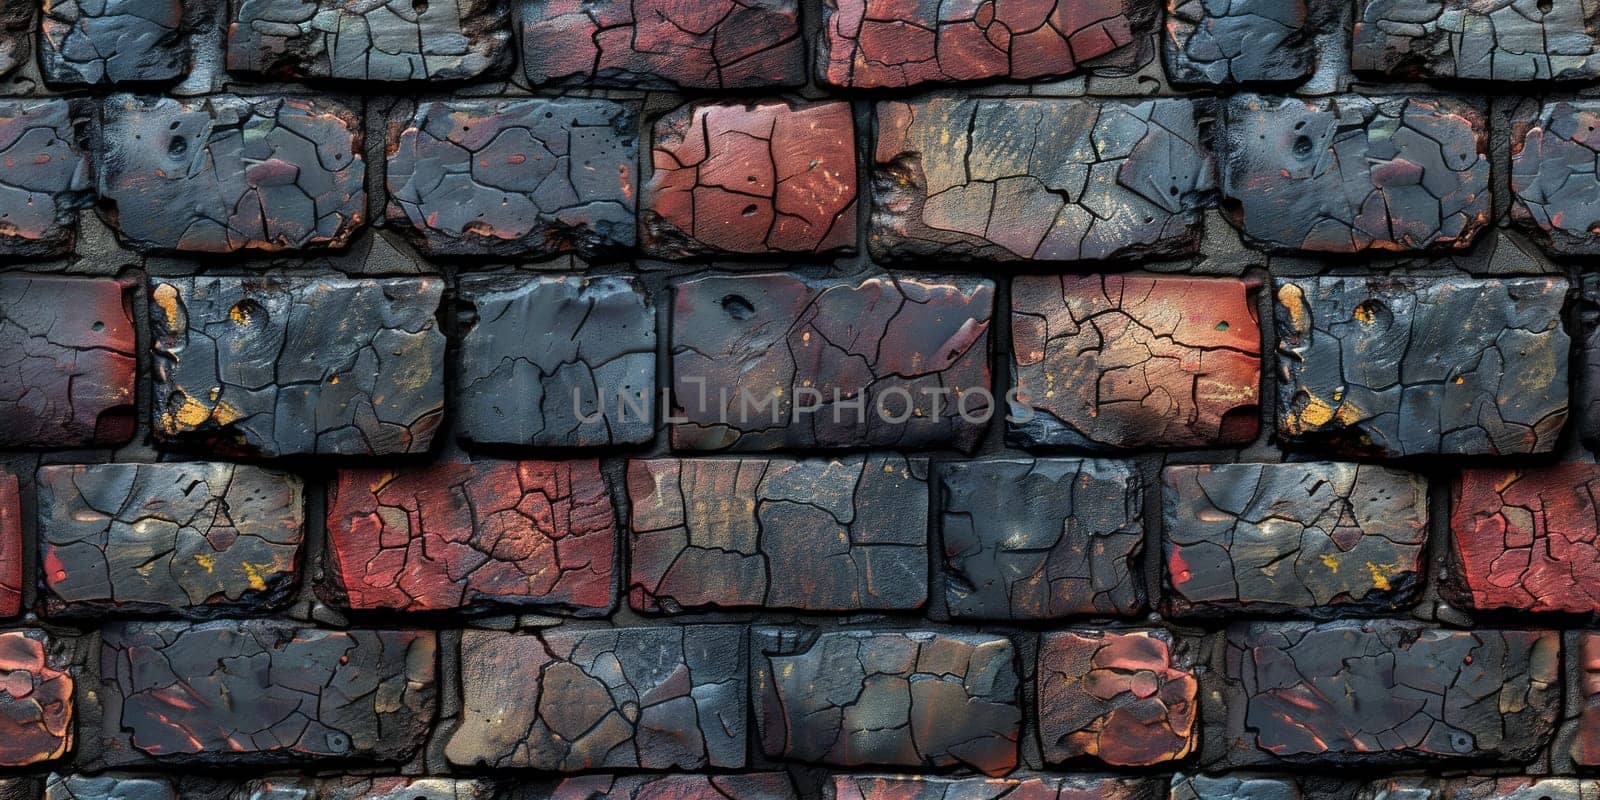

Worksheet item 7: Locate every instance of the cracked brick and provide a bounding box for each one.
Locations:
[150,275,446,458]
[456,274,654,449]
[1511,100,1600,256]
[0,1,27,78]
[643,99,856,258]
[0,630,72,768]
[0,276,136,449]
[1218,95,1491,253]
[37,463,305,617]
[40,0,186,86]
[551,774,797,800]
[98,94,366,254]
[1038,629,1197,767]
[1352,0,1600,81]
[0,474,18,618]
[95,620,436,766]
[1437,778,1597,800]
[1009,275,1260,450]
[0,100,93,258]
[755,628,1020,776]
[671,272,994,452]
[227,0,513,82]
[325,458,615,615]
[446,626,746,771]
[386,98,636,259]
[519,0,804,90]
[319,778,495,800]
[938,458,1143,620]
[834,774,1160,800]
[1448,465,1600,614]
[1163,0,1312,85]
[1162,462,1429,618]
[1218,621,1560,766]
[1573,632,1600,765]
[872,95,1212,263]
[818,0,1144,89]
[47,774,176,800]
[1587,276,1600,451]
[626,454,928,614]
[1170,774,1300,800]
[1275,277,1569,458]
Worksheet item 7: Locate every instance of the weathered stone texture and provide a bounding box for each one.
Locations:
[627,454,927,614]
[551,775,797,800]
[0,474,19,618]
[0,276,137,448]
[1588,276,1600,453]
[150,275,446,458]
[755,628,1020,776]
[1171,774,1300,800]
[40,0,186,86]
[1449,465,1600,614]
[37,463,305,617]
[873,95,1212,263]
[939,458,1143,620]
[227,0,513,82]
[446,626,747,771]
[1009,275,1261,450]
[1163,0,1312,85]
[1573,632,1600,765]
[1218,95,1491,253]
[0,630,72,767]
[834,774,1161,800]
[1352,0,1600,81]
[1512,100,1600,256]
[319,777,495,800]
[99,95,366,254]
[0,100,93,258]
[47,774,175,800]
[671,272,994,452]
[1276,277,1570,458]
[0,1,27,78]
[1163,462,1429,617]
[1038,629,1197,766]
[324,458,615,615]
[644,100,856,258]
[386,98,637,259]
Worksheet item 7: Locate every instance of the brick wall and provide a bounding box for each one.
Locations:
[0,0,1597,798]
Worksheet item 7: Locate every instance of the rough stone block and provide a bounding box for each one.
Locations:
[1512,100,1600,256]
[0,100,93,258]
[40,0,186,85]
[150,275,446,458]
[1449,465,1600,614]
[1171,774,1300,800]
[1437,779,1597,800]
[319,778,496,800]
[1353,0,1600,81]
[1038,629,1197,766]
[1573,632,1600,765]
[0,276,137,448]
[0,2,27,78]
[0,630,72,767]
[1163,0,1312,85]
[47,774,175,800]
[0,474,18,618]
[227,0,513,82]
[551,775,797,800]
[834,775,1161,800]
[626,454,927,613]
[1587,276,1600,452]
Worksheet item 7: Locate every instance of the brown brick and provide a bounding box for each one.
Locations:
[0,276,137,448]
[1038,629,1198,766]
[0,474,18,618]
[1451,465,1600,614]
[0,630,72,767]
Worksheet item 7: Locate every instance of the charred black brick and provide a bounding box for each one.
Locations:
[0,1,28,78]
[47,775,175,800]
[227,0,513,82]
[1353,0,1600,81]
[1171,774,1301,800]
[40,0,186,86]
[1512,100,1600,256]
[1164,0,1312,85]
[0,100,93,258]
[834,774,1161,800]
[0,276,137,448]
[551,775,797,800]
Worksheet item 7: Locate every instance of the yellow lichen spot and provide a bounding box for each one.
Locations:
[241,562,268,592]
[1294,395,1337,429]
[1353,304,1374,324]
[152,282,181,322]
[1453,376,1465,384]
[193,554,216,573]
[229,305,248,324]
[329,375,340,385]
[1277,283,1309,331]
[1319,554,1339,573]
[171,394,212,427]
[211,402,243,426]
[1367,562,1396,592]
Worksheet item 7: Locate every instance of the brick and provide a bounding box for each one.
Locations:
[1009,275,1260,450]
[0,1,27,77]
[1276,277,1570,458]
[227,0,513,82]
[1587,276,1600,451]
[551,775,797,800]
[0,474,18,618]
[1171,774,1300,800]
[519,0,804,90]
[96,621,435,766]
[834,775,1160,800]
[1353,0,1600,81]
[627,455,927,614]
[150,275,446,458]
[0,100,93,258]
[1163,462,1428,617]
[386,98,636,259]
[1218,95,1490,253]
[47,775,175,800]
[0,630,72,767]
[319,778,495,800]
[1574,632,1600,765]
[37,463,305,617]
[1163,0,1312,85]
[39,0,185,86]
[324,458,615,615]
[0,276,137,448]
[755,628,1020,776]
[873,95,1211,263]
[818,0,1144,89]
[643,99,856,258]
[1449,465,1600,614]
[1218,621,1559,766]
[671,272,994,451]
[1038,629,1197,766]
[938,458,1142,620]
[1512,100,1600,256]
[446,626,746,771]
[1438,778,1596,800]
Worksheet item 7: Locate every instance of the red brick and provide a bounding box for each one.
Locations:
[1573,632,1600,765]
[1037,629,1198,766]
[0,630,72,767]
[0,474,19,618]
[0,276,137,448]
[1451,465,1600,614]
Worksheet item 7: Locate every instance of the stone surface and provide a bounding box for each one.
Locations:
[0,100,93,257]
[0,1,27,78]
[550,775,797,800]
[324,458,615,615]
[99,94,366,254]
[1438,779,1597,800]
[873,95,1211,263]
[1009,274,1261,450]
[1352,0,1600,81]
[755,628,1020,776]
[319,777,494,800]
[47,774,176,800]
[1587,276,1600,453]
[95,621,435,766]
[386,98,636,259]
[1171,774,1300,800]
[626,454,927,613]
[671,272,994,452]
[643,99,856,258]
[1218,95,1491,253]
[0,474,18,618]
[1217,621,1560,766]
[520,0,804,89]
[1449,465,1600,614]
[0,630,72,767]
[1163,0,1312,85]
[1275,276,1570,458]
[1038,629,1197,766]
[446,626,746,771]
[834,775,1161,800]
[150,275,446,458]
[938,458,1143,620]
[456,275,654,448]
[1163,462,1429,617]
[818,0,1145,89]
[1511,100,1600,256]
[36,463,305,617]
[39,0,186,85]
[0,276,137,448]
[227,0,513,82]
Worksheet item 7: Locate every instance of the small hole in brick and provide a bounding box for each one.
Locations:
[1538,0,1552,12]
[168,137,188,158]
[720,294,755,321]
[92,321,104,332]
[1292,135,1313,158]
[414,0,429,12]
[742,204,759,217]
